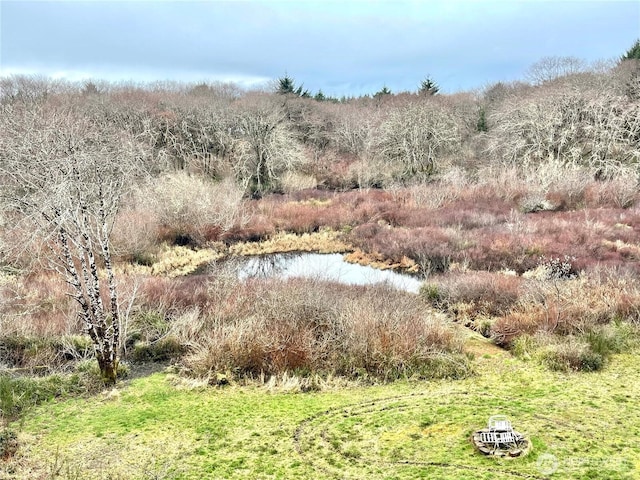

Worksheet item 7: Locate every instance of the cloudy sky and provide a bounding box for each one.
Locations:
[1,0,638,96]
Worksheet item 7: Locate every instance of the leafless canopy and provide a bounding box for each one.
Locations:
[0,101,146,383]
[376,101,462,179]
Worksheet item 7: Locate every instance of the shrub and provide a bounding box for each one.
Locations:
[421,271,523,319]
[510,333,607,371]
[585,173,639,209]
[124,308,192,363]
[535,339,604,372]
[537,255,578,280]
[111,204,159,261]
[420,284,441,304]
[74,359,130,388]
[179,279,469,382]
[0,271,76,337]
[130,310,170,343]
[403,179,461,210]
[0,336,62,372]
[582,323,637,356]
[280,172,318,193]
[511,334,538,359]
[131,336,187,362]
[502,300,638,371]
[375,102,461,179]
[405,353,472,380]
[524,159,593,211]
[0,334,95,376]
[347,157,404,188]
[492,271,640,345]
[0,373,87,420]
[491,310,546,347]
[132,173,245,246]
[349,224,455,273]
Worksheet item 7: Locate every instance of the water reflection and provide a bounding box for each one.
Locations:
[223,253,423,294]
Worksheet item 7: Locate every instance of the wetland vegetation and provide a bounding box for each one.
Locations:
[1,47,640,478]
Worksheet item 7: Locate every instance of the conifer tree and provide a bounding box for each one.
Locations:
[622,39,640,60]
[419,76,440,95]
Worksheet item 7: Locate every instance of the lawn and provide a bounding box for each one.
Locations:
[9,340,640,479]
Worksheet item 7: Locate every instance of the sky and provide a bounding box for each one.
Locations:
[1,0,639,96]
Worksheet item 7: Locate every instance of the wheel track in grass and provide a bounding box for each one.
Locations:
[293,390,549,479]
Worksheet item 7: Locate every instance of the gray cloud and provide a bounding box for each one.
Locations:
[1,0,638,95]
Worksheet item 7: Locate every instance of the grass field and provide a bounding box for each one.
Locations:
[7,334,640,480]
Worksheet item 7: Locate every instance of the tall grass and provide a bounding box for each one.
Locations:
[491,273,640,345]
[0,372,91,421]
[0,271,76,337]
[135,276,471,382]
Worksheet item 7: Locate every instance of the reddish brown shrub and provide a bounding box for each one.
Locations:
[179,279,468,380]
[584,177,638,209]
[491,273,640,346]
[0,272,76,337]
[424,271,523,318]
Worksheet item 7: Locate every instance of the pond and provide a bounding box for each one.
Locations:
[221,253,423,294]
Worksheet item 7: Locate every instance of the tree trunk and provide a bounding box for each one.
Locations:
[97,352,118,386]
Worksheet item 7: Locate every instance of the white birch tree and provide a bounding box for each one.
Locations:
[0,102,144,384]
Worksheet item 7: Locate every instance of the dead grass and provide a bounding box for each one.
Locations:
[0,271,77,337]
[116,244,226,278]
[170,278,469,381]
[229,229,352,256]
[491,273,640,346]
[344,249,418,272]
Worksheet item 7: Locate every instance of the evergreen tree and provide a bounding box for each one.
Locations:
[622,39,640,60]
[277,75,296,95]
[277,74,310,97]
[419,76,439,95]
[82,81,100,95]
[476,107,488,132]
[621,40,640,100]
[374,86,392,99]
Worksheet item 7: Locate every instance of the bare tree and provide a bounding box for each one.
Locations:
[525,56,586,85]
[487,85,640,174]
[156,101,233,176]
[375,101,461,179]
[333,102,380,158]
[230,94,306,194]
[0,102,145,384]
[614,58,640,100]
[0,74,72,105]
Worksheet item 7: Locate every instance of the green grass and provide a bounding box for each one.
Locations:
[0,374,89,421]
[8,349,640,479]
